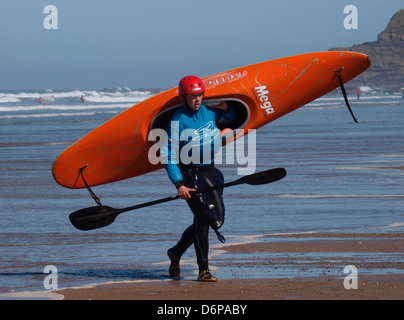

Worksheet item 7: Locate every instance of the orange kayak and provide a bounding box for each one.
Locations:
[52,51,371,189]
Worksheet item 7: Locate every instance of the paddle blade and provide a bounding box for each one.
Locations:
[69,205,121,231]
[242,167,286,185]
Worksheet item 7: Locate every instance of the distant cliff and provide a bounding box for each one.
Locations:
[329,9,404,90]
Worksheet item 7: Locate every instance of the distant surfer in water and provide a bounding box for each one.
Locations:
[162,75,235,282]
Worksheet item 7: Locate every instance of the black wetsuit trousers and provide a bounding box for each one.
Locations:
[171,164,225,271]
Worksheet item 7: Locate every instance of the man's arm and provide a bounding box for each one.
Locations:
[209,101,236,124]
[161,119,196,200]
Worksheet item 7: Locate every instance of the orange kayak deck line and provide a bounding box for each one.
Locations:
[52,51,371,189]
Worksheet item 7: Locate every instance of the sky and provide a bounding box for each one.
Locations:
[0,0,403,90]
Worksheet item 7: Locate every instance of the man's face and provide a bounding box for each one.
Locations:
[184,93,203,111]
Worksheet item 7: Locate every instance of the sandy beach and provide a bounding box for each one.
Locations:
[58,233,404,300]
[58,275,404,300]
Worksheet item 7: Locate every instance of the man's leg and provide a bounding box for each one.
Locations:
[167,223,195,278]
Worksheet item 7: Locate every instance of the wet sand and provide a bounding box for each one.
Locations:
[58,275,404,300]
[58,233,404,300]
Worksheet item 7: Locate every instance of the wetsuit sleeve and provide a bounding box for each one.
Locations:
[164,162,183,185]
[161,119,183,185]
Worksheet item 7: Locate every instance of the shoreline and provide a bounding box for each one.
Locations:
[57,232,404,300]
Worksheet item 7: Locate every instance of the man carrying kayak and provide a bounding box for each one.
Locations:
[162,75,235,282]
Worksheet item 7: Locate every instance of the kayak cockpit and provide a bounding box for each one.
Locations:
[149,98,250,133]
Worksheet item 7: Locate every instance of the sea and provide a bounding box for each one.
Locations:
[0,86,403,299]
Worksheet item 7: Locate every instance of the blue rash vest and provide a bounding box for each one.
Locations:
[161,104,236,185]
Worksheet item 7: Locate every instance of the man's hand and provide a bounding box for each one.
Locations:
[210,101,229,112]
[177,185,196,200]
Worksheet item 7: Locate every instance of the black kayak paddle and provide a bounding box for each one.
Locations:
[69,167,287,231]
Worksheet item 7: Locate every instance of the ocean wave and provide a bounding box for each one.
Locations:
[0,103,133,113]
[0,89,153,105]
[0,112,99,119]
[0,110,131,119]
[378,222,404,229]
[305,97,403,109]
[314,94,401,101]
[0,97,21,103]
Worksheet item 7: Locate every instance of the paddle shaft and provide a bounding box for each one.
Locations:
[115,176,244,215]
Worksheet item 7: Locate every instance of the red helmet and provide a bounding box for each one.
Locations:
[178,75,205,96]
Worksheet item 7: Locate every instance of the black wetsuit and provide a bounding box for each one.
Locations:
[171,164,225,271]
